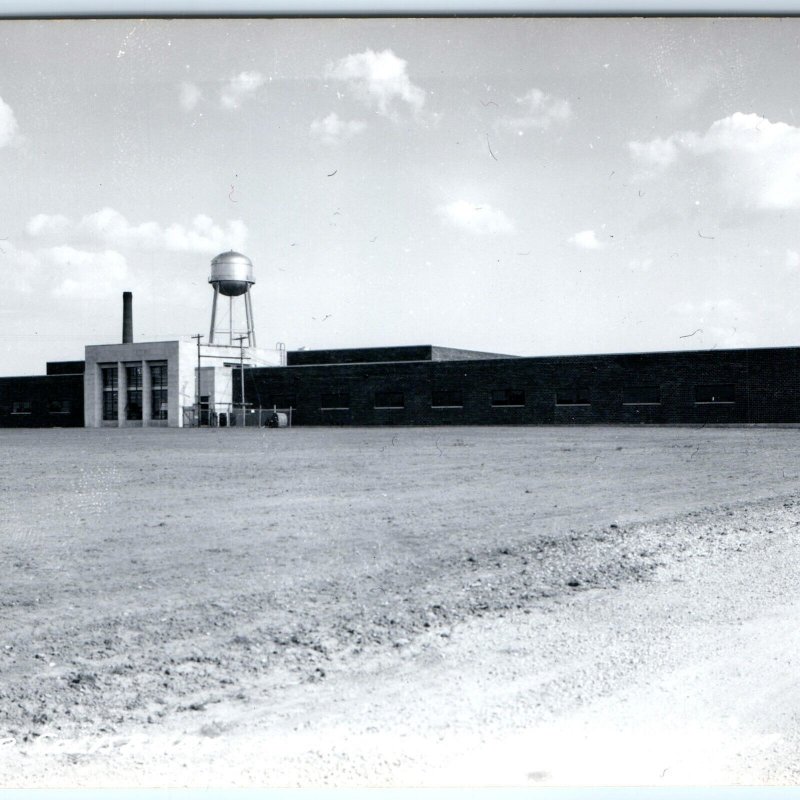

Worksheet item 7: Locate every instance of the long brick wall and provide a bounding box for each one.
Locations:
[0,374,85,428]
[240,346,800,426]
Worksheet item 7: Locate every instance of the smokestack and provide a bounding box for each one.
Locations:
[122,291,133,344]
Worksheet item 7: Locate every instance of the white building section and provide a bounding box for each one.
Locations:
[84,341,283,428]
[83,250,283,428]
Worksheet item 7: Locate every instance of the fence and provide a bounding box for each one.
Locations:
[182,404,293,428]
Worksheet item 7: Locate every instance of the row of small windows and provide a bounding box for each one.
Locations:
[102,362,168,421]
[8,399,72,415]
[278,384,738,411]
[0,383,740,415]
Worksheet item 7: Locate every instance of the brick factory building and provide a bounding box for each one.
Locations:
[2,251,800,429]
[4,341,800,428]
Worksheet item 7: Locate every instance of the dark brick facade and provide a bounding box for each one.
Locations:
[5,344,800,429]
[0,374,84,428]
[239,346,800,426]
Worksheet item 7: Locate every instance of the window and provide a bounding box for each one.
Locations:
[150,363,168,420]
[102,366,118,421]
[623,386,661,405]
[695,384,735,404]
[374,391,405,409]
[555,388,591,406]
[431,389,463,408]
[320,392,350,410]
[126,364,142,420]
[11,401,31,414]
[48,399,71,414]
[491,389,525,407]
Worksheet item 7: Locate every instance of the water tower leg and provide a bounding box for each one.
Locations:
[245,290,256,347]
[209,285,220,344]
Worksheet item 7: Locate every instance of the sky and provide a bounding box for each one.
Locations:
[3,17,800,374]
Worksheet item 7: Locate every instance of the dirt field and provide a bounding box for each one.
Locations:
[2,425,800,787]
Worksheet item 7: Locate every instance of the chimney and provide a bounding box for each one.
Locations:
[122,292,133,344]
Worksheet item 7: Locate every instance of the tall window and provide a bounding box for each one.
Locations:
[102,366,118,421]
[150,363,168,420]
[126,364,142,420]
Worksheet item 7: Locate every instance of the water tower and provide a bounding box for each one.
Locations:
[208,250,257,346]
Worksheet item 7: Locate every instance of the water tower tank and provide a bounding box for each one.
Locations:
[209,251,255,297]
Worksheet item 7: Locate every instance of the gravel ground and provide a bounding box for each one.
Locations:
[1,425,800,786]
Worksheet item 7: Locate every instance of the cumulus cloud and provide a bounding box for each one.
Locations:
[0,95,19,147]
[326,49,425,118]
[179,82,202,111]
[3,239,129,300]
[569,229,605,250]
[496,88,572,132]
[26,208,248,254]
[310,112,367,145]
[630,112,800,210]
[628,136,679,170]
[220,71,265,110]
[12,210,242,302]
[437,201,514,235]
[26,213,70,237]
[786,250,800,270]
[44,246,128,299]
[163,215,247,254]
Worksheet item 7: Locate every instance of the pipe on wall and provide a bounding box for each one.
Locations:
[122,292,133,344]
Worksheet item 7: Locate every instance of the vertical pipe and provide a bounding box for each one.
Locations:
[209,285,219,344]
[122,292,133,344]
[245,290,256,347]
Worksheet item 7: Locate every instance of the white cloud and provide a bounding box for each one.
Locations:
[220,71,265,110]
[437,201,514,235]
[569,229,605,250]
[179,82,202,111]
[496,88,572,132]
[3,241,128,300]
[25,208,248,255]
[786,250,800,270]
[628,136,679,170]
[26,213,70,237]
[326,49,425,118]
[78,207,163,249]
[163,216,247,254]
[44,245,128,298]
[0,95,18,147]
[630,112,800,210]
[310,112,367,145]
